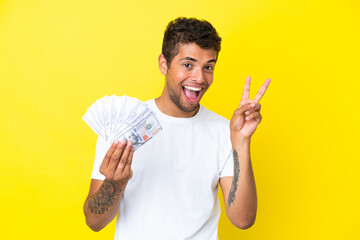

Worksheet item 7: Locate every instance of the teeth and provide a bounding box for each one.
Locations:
[184,86,202,91]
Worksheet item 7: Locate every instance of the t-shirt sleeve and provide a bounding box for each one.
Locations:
[91,136,110,180]
[219,143,234,178]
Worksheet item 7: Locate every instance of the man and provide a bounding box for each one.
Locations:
[83,17,271,239]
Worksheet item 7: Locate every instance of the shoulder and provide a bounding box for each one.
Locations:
[198,105,232,156]
[197,105,231,146]
[199,105,230,128]
[144,99,156,111]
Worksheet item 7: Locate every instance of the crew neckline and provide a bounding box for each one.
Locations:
[146,99,204,123]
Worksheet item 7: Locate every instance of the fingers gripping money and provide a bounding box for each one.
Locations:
[82,95,162,181]
[100,140,134,183]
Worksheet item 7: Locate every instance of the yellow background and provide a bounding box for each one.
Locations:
[1,0,359,239]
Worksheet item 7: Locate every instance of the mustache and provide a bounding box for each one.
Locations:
[180,80,209,89]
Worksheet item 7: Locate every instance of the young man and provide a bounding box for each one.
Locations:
[83,17,271,239]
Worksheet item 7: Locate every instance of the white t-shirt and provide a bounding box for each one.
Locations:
[91,99,234,240]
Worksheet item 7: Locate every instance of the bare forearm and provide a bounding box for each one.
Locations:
[83,180,126,231]
[227,138,257,229]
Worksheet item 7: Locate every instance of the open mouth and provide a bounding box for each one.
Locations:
[182,85,204,103]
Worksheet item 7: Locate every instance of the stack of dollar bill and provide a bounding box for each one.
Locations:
[82,95,162,150]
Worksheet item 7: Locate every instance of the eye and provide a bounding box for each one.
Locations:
[204,65,214,71]
[184,63,191,68]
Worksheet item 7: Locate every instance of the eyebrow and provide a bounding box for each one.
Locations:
[179,57,217,63]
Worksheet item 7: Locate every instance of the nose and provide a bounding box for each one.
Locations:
[191,67,204,83]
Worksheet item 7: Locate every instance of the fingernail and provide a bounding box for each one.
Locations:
[250,103,255,107]
[246,116,250,121]
[245,111,250,115]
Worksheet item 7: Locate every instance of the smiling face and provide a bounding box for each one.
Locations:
[157,43,217,117]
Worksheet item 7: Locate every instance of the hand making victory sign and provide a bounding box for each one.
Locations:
[230,76,271,146]
[222,76,271,226]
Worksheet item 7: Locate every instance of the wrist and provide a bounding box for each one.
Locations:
[231,134,251,150]
[104,179,128,192]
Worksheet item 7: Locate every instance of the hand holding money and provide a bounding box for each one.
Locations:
[83,139,134,230]
[100,140,134,183]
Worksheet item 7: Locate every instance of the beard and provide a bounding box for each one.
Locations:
[166,80,199,113]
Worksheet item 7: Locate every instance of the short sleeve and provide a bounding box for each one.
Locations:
[219,145,234,178]
[90,136,110,180]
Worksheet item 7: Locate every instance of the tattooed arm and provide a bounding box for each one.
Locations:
[83,179,126,231]
[220,77,270,229]
[219,138,257,229]
[83,140,134,231]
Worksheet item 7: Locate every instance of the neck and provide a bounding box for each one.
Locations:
[155,93,199,118]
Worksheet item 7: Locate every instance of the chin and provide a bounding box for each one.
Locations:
[181,104,199,113]
[170,95,199,113]
[179,98,202,113]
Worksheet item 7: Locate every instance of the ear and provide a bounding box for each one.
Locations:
[158,54,168,75]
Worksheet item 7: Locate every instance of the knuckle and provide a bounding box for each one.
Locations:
[124,171,132,180]
[118,161,126,169]
[105,152,112,159]
[235,108,243,115]
[110,153,120,162]
[120,155,127,162]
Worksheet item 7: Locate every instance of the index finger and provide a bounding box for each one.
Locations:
[253,78,271,103]
[241,76,251,101]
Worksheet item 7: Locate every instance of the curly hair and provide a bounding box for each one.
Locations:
[162,17,222,67]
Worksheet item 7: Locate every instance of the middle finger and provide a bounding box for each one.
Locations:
[117,141,133,170]
[108,140,127,172]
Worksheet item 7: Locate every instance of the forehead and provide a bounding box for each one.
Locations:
[174,43,217,62]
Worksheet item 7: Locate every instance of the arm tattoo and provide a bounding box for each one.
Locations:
[88,180,122,214]
[228,149,240,207]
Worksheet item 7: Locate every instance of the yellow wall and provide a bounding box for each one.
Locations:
[1,0,359,239]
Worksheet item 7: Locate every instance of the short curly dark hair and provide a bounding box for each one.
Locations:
[162,17,222,67]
